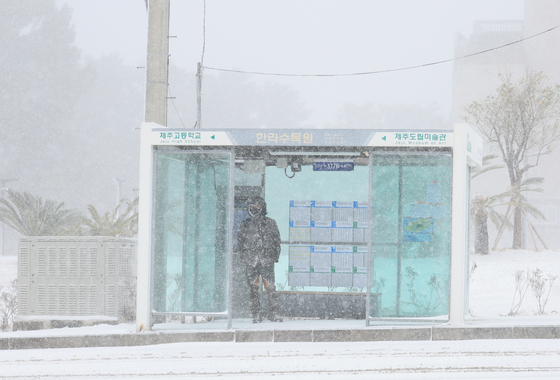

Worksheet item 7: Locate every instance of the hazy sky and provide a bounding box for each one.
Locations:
[57,0,525,126]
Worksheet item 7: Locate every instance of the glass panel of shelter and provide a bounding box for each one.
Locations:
[152,150,231,318]
[370,154,451,321]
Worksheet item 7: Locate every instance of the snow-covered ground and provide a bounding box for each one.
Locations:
[469,249,560,319]
[2,252,560,378]
[2,340,560,379]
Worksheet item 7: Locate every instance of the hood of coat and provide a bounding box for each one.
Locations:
[247,196,267,217]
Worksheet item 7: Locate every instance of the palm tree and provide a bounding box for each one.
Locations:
[490,177,548,251]
[0,190,81,236]
[470,155,546,253]
[471,177,547,254]
[470,155,506,254]
[82,197,138,237]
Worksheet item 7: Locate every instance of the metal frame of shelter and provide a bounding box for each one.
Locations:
[135,123,482,331]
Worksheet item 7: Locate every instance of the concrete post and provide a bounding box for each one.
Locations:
[144,0,170,126]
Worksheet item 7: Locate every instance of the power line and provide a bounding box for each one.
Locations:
[167,85,186,128]
[203,25,559,77]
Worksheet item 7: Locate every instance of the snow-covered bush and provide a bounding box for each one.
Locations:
[529,268,557,315]
[0,279,17,331]
[508,267,557,316]
[404,266,445,315]
[508,269,531,316]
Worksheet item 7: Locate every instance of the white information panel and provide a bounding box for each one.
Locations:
[288,246,310,287]
[288,200,369,288]
[352,246,368,288]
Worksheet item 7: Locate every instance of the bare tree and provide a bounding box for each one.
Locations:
[466,69,560,249]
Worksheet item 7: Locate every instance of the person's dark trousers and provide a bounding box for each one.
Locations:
[244,262,279,320]
[248,282,261,318]
[266,283,280,319]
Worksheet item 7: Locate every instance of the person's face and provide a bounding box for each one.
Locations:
[248,204,262,217]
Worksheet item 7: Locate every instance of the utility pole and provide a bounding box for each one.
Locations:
[196,62,202,129]
[144,0,170,126]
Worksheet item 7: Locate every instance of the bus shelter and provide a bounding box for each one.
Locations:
[136,123,482,331]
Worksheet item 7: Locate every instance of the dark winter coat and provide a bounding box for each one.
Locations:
[237,215,281,267]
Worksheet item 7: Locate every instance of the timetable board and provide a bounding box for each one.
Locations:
[288,200,370,288]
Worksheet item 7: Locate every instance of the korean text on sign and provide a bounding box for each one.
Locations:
[256,132,313,144]
[394,133,446,141]
[160,132,201,140]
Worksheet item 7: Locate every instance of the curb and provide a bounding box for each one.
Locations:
[2,325,560,350]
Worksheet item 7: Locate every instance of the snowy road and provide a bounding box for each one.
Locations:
[2,339,560,379]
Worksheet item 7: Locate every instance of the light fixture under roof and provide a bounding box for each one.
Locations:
[269,151,361,156]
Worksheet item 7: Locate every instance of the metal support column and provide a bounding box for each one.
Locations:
[449,124,468,324]
[366,152,374,326]
[136,123,157,332]
[396,162,403,316]
[227,148,236,329]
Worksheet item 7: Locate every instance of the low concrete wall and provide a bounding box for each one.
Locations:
[13,317,118,331]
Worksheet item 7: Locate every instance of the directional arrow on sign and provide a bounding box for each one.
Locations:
[211,135,215,139]
[382,136,386,141]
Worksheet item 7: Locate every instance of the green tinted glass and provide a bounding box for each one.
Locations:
[371,154,451,318]
[153,151,231,313]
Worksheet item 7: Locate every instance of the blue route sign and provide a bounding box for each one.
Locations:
[312,160,354,171]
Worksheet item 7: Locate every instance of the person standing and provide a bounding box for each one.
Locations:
[237,196,283,323]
